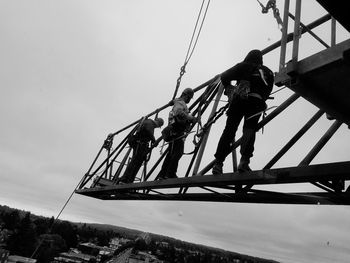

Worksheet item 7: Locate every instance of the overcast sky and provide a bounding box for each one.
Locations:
[1,1,350,263]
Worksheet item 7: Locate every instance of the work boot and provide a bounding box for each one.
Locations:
[212,161,223,175]
[238,158,251,173]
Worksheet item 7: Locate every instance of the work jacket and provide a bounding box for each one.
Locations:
[221,50,274,101]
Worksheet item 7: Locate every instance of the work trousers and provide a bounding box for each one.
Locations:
[120,142,149,183]
[158,136,184,179]
[214,96,265,163]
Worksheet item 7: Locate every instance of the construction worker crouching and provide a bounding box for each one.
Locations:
[158,88,197,179]
[212,49,274,174]
[118,117,164,184]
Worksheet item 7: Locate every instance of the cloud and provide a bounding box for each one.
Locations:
[0,1,350,263]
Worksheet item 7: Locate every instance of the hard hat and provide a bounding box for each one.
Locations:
[181,88,194,98]
[244,49,263,65]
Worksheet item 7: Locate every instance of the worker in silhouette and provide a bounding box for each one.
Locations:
[212,49,274,174]
[119,117,164,184]
[157,88,197,179]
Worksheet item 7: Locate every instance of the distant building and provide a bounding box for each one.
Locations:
[7,255,37,263]
[78,243,100,256]
[52,251,96,263]
[109,238,131,250]
[106,248,132,263]
[107,248,163,263]
[0,249,9,263]
[78,242,115,257]
[128,251,163,263]
[157,242,169,248]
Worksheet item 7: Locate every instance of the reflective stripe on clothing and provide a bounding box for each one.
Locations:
[248,93,263,100]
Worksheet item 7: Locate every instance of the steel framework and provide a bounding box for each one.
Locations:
[75,0,350,205]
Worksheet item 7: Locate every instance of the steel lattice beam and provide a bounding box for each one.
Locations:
[75,162,350,205]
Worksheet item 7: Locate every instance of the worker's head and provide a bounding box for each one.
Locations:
[181,88,194,103]
[244,49,263,65]
[154,117,164,128]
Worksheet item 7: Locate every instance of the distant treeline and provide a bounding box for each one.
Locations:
[0,204,279,263]
[0,204,119,262]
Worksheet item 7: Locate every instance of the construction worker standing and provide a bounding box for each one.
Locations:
[119,118,164,184]
[158,88,197,179]
[212,49,274,174]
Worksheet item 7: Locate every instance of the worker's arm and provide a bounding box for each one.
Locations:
[139,120,156,143]
[172,100,197,124]
[220,62,252,86]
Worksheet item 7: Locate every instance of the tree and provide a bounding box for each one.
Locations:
[52,221,78,249]
[33,217,51,235]
[96,231,110,246]
[34,234,67,263]
[7,212,36,257]
[2,210,20,230]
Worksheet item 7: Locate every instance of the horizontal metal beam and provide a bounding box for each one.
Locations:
[288,39,350,75]
[76,161,350,196]
[275,39,350,86]
[262,14,331,55]
[78,191,350,206]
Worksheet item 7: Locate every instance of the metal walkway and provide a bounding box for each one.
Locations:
[77,161,350,205]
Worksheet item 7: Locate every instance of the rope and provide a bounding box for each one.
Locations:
[270,86,287,95]
[30,177,84,259]
[172,0,211,100]
[161,131,196,149]
[197,103,230,138]
[256,0,283,30]
[184,0,211,64]
[185,101,229,155]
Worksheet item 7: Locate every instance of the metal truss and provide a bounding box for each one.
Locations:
[75,0,350,205]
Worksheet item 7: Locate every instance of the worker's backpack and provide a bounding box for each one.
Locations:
[161,124,174,142]
[161,111,189,142]
[228,80,251,101]
[226,65,271,101]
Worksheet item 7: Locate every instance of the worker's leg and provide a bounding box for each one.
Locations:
[238,127,256,172]
[213,100,243,174]
[238,98,264,172]
[120,144,148,183]
[157,142,173,179]
[164,138,184,178]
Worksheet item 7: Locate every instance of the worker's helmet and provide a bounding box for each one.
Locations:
[244,49,263,65]
[181,88,194,99]
[154,117,164,127]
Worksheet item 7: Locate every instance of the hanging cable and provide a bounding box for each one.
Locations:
[185,0,211,64]
[256,0,283,30]
[270,86,287,95]
[172,0,211,100]
[30,176,85,259]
